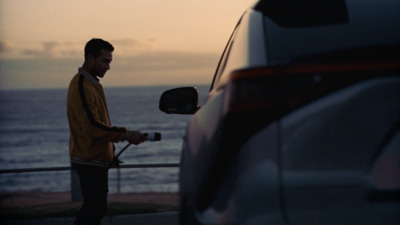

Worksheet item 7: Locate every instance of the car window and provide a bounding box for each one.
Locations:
[255,0,349,28]
[261,0,400,63]
[210,21,240,91]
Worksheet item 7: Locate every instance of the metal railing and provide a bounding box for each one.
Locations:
[0,163,180,201]
[0,163,180,174]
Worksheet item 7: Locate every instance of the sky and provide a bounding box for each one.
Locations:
[0,0,256,90]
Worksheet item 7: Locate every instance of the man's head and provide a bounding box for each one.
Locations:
[83,38,114,78]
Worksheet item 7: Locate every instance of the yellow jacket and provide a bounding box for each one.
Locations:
[67,70,127,167]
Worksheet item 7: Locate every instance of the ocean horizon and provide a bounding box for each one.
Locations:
[0,84,209,193]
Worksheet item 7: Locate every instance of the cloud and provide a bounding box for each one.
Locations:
[112,38,157,52]
[114,38,139,46]
[14,39,157,59]
[22,49,47,57]
[106,51,220,86]
[115,51,219,71]
[0,41,15,53]
[21,41,82,58]
[42,41,62,51]
[0,51,219,90]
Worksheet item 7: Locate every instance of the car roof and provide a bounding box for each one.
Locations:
[253,0,400,63]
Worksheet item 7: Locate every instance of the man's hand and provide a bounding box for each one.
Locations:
[126,130,145,145]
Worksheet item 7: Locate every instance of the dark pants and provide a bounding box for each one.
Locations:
[72,163,109,225]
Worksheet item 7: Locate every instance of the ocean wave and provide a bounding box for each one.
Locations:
[0,86,197,193]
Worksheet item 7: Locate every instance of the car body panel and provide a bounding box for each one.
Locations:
[158,0,400,224]
[281,77,400,224]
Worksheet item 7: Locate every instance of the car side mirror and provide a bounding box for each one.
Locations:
[159,87,199,114]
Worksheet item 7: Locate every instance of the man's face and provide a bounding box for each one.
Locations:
[88,49,112,78]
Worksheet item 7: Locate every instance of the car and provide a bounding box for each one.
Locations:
[159,0,400,224]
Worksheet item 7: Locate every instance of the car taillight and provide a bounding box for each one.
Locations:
[222,69,283,147]
[224,75,277,114]
[221,61,400,146]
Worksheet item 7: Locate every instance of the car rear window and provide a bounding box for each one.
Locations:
[256,0,400,63]
[255,0,349,28]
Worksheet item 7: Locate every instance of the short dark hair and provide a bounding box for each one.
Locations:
[84,38,114,58]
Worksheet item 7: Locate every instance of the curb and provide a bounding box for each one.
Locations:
[0,212,178,225]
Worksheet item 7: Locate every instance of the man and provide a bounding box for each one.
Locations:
[67,38,144,225]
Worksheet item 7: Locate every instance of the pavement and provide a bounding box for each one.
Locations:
[0,212,178,225]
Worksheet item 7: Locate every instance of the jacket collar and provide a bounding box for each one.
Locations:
[78,68,100,85]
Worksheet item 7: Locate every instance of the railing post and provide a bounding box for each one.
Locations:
[70,166,83,202]
[117,168,121,194]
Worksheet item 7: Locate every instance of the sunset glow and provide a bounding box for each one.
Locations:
[0,0,255,89]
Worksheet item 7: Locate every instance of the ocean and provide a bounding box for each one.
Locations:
[0,85,208,193]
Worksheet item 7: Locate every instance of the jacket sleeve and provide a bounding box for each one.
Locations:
[68,75,127,142]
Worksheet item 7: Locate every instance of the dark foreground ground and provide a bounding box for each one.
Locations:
[0,191,179,223]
